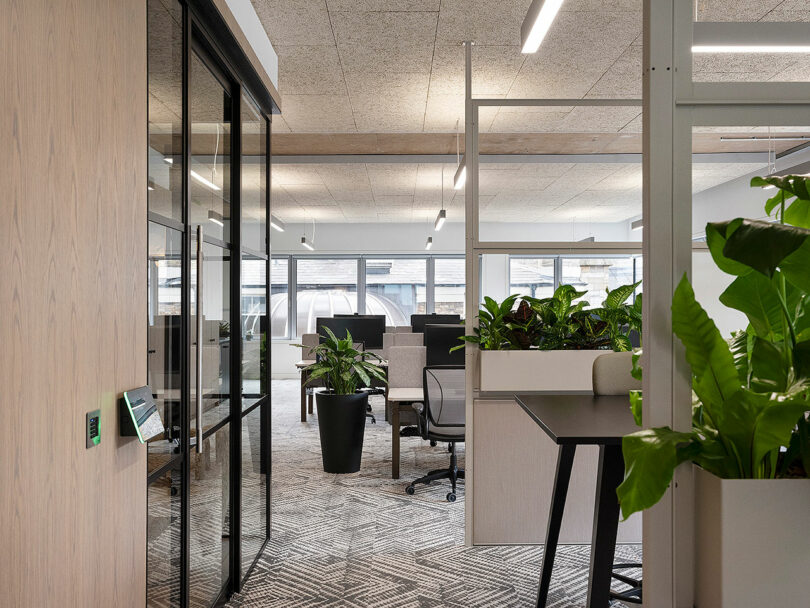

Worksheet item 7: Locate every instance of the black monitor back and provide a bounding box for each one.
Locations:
[316,316,386,349]
[424,324,466,367]
[410,313,461,334]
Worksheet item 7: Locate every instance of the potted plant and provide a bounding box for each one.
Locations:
[456,282,641,392]
[617,176,810,607]
[299,327,386,474]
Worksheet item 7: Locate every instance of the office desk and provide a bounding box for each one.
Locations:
[386,387,423,480]
[297,359,388,423]
[514,393,637,608]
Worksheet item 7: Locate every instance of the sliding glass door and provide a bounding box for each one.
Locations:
[146,1,272,606]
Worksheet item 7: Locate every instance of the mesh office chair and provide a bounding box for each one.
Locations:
[406,365,465,502]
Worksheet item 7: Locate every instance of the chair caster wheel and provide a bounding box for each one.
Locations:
[405,485,415,495]
[430,440,437,447]
[446,492,456,503]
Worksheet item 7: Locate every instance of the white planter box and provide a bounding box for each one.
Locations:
[479,349,606,392]
[694,466,810,608]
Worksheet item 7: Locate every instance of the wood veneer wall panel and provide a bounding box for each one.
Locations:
[0,1,147,606]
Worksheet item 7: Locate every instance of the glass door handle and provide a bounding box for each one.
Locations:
[196,225,204,454]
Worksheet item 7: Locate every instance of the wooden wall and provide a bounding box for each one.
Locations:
[0,1,147,605]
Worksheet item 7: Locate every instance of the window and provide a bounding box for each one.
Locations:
[560,257,637,307]
[509,257,555,299]
[270,257,288,338]
[435,258,466,317]
[295,259,358,335]
[365,258,426,325]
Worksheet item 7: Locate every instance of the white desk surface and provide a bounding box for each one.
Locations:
[387,388,423,402]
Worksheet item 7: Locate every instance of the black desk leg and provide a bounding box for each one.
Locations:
[536,444,576,608]
[586,444,625,607]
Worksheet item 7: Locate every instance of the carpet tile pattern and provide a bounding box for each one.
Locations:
[226,380,641,607]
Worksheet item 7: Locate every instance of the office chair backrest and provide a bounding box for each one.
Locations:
[393,332,423,347]
[423,366,465,428]
[592,351,641,395]
[394,326,412,333]
[387,346,426,389]
[301,333,319,360]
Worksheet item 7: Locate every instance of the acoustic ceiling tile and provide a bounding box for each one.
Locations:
[276,45,345,95]
[250,0,334,46]
[330,10,439,47]
[280,95,357,132]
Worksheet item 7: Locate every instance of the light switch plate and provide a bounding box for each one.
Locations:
[86,409,101,448]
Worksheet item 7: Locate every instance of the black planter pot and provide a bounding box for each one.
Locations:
[315,391,368,474]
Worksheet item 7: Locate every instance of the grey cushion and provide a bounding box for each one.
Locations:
[592,351,641,396]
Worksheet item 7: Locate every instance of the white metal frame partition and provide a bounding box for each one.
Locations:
[461,40,643,544]
[643,3,810,606]
[463,5,810,602]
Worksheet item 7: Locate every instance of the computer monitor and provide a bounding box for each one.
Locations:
[316,316,386,349]
[424,324,466,366]
[410,313,461,335]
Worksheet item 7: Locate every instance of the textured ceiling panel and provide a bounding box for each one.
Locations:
[269,161,763,224]
[251,0,808,139]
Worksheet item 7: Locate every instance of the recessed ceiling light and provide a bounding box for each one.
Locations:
[521,0,565,54]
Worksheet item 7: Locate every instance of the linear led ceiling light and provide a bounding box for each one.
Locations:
[270,215,286,232]
[300,236,315,251]
[631,219,643,231]
[521,0,565,54]
[425,236,433,251]
[692,22,810,54]
[434,209,446,231]
[208,210,224,227]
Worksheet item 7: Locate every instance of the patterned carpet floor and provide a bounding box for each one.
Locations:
[226,380,641,608]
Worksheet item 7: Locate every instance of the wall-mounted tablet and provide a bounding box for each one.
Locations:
[121,386,165,443]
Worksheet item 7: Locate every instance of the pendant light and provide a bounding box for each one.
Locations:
[301,218,316,251]
[435,166,447,231]
[521,0,565,54]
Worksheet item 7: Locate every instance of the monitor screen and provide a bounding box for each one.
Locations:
[316,316,386,349]
[424,324,466,366]
[410,313,462,335]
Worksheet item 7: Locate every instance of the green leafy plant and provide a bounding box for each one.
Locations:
[297,328,386,395]
[617,176,810,520]
[455,282,641,352]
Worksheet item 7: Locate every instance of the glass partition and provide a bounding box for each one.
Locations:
[434,257,466,317]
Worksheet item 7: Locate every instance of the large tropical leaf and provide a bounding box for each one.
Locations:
[706,219,751,276]
[749,337,790,393]
[617,427,695,520]
[785,198,810,229]
[719,271,790,341]
[780,239,810,293]
[672,275,741,415]
[751,397,810,477]
[717,218,810,278]
[629,390,643,427]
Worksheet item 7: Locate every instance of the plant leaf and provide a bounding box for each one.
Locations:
[629,390,643,427]
[672,275,741,417]
[719,271,790,341]
[785,198,810,230]
[749,337,790,394]
[617,427,695,520]
[605,281,641,309]
[706,219,751,276]
[752,397,810,477]
[780,239,810,293]
[720,218,810,278]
